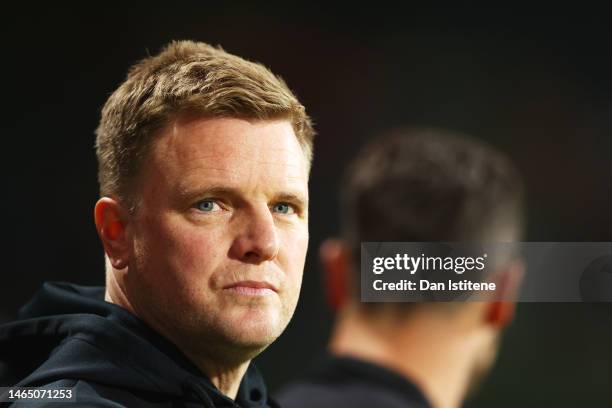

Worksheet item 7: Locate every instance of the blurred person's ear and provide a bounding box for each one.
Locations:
[485,259,525,329]
[320,239,352,311]
[94,197,132,270]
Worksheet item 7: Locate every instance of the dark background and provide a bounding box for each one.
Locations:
[3,4,611,406]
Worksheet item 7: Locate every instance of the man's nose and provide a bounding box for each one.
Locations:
[229,207,280,264]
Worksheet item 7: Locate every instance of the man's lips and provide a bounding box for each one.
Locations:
[222,280,278,296]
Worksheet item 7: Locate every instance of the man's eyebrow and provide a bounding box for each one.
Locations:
[273,192,308,207]
[176,185,308,205]
[176,186,241,201]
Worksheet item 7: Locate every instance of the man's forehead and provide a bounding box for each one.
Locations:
[160,116,302,157]
[175,160,307,182]
[147,116,309,189]
[171,161,309,207]
[173,159,308,190]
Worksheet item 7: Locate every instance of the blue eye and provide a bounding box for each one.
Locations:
[196,200,218,212]
[272,203,294,214]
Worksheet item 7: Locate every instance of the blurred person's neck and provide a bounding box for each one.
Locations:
[329,302,495,408]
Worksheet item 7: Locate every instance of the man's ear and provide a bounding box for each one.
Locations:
[94,197,132,270]
[320,239,352,312]
[485,259,525,329]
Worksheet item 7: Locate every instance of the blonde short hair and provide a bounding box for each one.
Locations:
[95,40,314,209]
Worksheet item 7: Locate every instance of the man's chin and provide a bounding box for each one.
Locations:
[224,310,284,348]
[180,301,293,361]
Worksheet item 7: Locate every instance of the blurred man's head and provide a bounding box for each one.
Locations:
[93,41,313,383]
[321,128,524,406]
[342,128,523,258]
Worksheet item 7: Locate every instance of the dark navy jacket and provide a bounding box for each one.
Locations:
[0,282,278,407]
[277,354,431,408]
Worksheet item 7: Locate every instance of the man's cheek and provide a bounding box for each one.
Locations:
[278,229,307,277]
[280,227,309,259]
[164,230,221,270]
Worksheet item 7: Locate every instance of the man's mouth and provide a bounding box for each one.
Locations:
[223,280,278,296]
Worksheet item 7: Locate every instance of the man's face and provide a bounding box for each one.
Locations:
[124,116,309,356]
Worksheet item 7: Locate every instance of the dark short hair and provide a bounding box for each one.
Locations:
[341,128,525,267]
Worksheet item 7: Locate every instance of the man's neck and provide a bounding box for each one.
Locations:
[329,305,480,408]
[104,268,249,400]
[182,351,251,399]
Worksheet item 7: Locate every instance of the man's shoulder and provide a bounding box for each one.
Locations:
[7,378,218,407]
[8,378,129,407]
[277,355,431,408]
[1,314,174,407]
[7,337,181,407]
[278,378,427,408]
